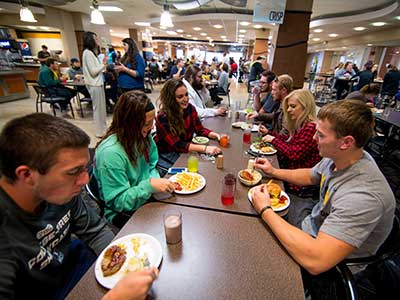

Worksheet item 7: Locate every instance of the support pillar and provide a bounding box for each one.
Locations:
[271,0,313,88]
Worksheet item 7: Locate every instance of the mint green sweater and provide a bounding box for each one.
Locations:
[94,134,160,222]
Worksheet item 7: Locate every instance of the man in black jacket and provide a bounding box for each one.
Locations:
[381,64,400,97]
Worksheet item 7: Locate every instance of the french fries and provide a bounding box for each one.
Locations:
[174,172,203,192]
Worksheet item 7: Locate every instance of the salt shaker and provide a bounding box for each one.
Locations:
[227,110,232,118]
[247,159,255,170]
[216,155,224,169]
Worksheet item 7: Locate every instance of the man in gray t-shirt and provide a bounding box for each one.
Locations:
[251,100,395,277]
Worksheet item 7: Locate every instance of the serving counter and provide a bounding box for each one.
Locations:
[0,68,30,103]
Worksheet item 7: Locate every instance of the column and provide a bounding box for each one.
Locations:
[252,29,270,62]
[271,0,313,88]
[129,28,142,51]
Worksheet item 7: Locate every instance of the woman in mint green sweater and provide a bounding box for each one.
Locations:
[94,91,175,227]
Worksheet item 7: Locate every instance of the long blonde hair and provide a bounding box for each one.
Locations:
[282,89,316,135]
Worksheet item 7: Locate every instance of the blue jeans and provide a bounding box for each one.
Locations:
[53,239,97,300]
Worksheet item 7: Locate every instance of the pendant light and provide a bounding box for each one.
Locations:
[90,0,105,25]
[20,3,37,23]
[160,2,173,28]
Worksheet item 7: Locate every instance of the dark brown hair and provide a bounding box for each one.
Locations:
[0,113,90,182]
[183,65,201,82]
[121,38,139,69]
[97,91,153,165]
[159,79,186,137]
[83,31,98,55]
[318,100,374,148]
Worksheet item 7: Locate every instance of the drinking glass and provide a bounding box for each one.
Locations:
[221,173,236,205]
[163,210,182,244]
[219,134,229,148]
[243,128,251,144]
[187,152,198,172]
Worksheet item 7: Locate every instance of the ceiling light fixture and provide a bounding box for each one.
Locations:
[176,29,184,33]
[353,27,366,31]
[239,21,250,26]
[395,16,400,20]
[90,0,105,25]
[313,29,323,33]
[213,24,223,29]
[221,35,226,38]
[135,22,150,26]
[328,33,338,37]
[200,32,207,36]
[186,34,192,37]
[239,29,246,33]
[193,27,201,31]
[160,2,174,28]
[253,24,263,29]
[160,26,167,30]
[20,3,37,23]
[371,22,386,26]
[367,44,373,46]
[166,30,177,35]
[312,38,320,41]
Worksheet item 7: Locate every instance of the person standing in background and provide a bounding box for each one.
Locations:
[97,47,106,63]
[82,31,108,138]
[115,38,145,93]
[37,44,51,65]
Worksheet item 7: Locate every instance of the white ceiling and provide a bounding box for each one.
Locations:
[1,0,400,50]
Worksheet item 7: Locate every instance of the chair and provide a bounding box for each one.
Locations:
[217,82,231,107]
[32,84,75,118]
[85,163,132,228]
[336,215,400,300]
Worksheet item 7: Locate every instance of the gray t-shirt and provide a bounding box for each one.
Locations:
[302,151,395,260]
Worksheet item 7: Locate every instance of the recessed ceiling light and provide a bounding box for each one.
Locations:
[193,27,201,31]
[367,44,373,46]
[166,31,177,35]
[238,34,245,38]
[312,38,320,41]
[268,35,272,40]
[135,22,150,26]
[395,16,400,20]
[240,21,250,26]
[96,6,123,12]
[353,27,366,31]
[396,51,400,54]
[40,26,50,30]
[371,22,386,26]
[213,24,223,29]
[160,26,167,30]
[27,26,36,29]
[110,29,114,32]
[328,33,338,37]
[253,24,263,29]
[342,46,347,49]
[223,38,228,41]
[153,32,156,35]
[313,28,323,33]
[221,35,226,38]
[186,34,192,37]
[200,32,207,36]
[193,37,198,40]
[176,29,184,33]
[239,29,246,33]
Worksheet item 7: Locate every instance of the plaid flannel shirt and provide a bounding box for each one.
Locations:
[155,103,212,153]
[270,122,322,192]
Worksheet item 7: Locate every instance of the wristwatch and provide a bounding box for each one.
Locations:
[259,205,272,216]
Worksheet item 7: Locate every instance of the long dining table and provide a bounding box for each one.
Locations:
[67,114,304,300]
[155,115,282,216]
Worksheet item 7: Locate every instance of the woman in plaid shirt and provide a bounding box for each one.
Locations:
[261,89,321,193]
[155,79,224,172]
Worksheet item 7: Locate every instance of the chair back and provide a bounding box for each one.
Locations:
[376,215,400,259]
[85,162,105,216]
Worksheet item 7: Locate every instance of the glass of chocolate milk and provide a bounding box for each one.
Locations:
[163,210,182,244]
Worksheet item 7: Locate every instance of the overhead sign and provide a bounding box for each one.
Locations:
[253,0,286,25]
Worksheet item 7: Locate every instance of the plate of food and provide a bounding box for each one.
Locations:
[232,121,246,128]
[238,169,262,186]
[241,123,259,132]
[250,141,277,155]
[248,182,290,212]
[169,172,206,194]
[95,233,163,289]
[192,136,209,144]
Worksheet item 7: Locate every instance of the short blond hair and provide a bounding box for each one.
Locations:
[276,74,293,94]
[283,89,316,135]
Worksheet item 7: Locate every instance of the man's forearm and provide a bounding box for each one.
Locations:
[270,168,316,186]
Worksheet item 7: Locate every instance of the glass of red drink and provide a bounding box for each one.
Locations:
[221,173,236,205]
[243,128,251,144]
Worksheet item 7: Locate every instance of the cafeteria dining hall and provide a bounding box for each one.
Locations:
[1,0,400,299]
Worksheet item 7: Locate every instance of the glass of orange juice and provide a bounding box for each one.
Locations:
[219,134,229,148]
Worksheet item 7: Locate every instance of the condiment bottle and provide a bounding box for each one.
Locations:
[227,110,232,118]
[247,159,255,170]
[216,155,224,169]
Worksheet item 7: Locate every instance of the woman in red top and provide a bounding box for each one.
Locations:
[155,79,223,173]
[261,89,321,193]
[230,57,238,78]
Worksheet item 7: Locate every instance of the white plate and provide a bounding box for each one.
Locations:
[250,142,277,155]
[95,233,163,289]
[247,186,290,212]
[169,172,206,194]
[241,123,259,132]
[232,121,246,128]
[192,136,209,144]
